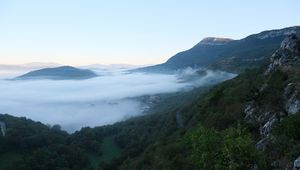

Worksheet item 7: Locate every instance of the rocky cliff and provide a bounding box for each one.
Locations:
[244,34,300,169]
[0,121,6,136]
[266,33,300,74]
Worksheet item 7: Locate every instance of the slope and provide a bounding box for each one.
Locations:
[137,26,300,73]
[99,34,300,169]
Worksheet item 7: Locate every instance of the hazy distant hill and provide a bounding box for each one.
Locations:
[136,26,300,73]
[0,62,61,70]
[16,66,97,80]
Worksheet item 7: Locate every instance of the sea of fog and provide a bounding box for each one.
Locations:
[0,67,236,132]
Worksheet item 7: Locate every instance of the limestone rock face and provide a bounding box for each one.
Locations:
[260,115,278,137]
[255,137,269,151]
[0,121,6,136]
[281,34,300,53]
[294,156,300,170]
[197,37,233,46]
[243,35,300,169]
[245,35,300,134]
[284,83,300,115]
[266,34,300,74]
[253,26,299,40]
[244,102,280,137]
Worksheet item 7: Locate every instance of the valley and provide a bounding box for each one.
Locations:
[0,27,300,169]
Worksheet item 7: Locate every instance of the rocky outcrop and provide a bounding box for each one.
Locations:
[260,115,278,137]
[244,102,280,137]
[243,34,300,169]
[246,34,300,129]
[294,156,300,170]
[197,37,233,46]
[284,83,300,115]
[255,137,269,151]
[176,111,184,128]
[265,34,300,74]
[253,26,300,40]
[0,121,6,136]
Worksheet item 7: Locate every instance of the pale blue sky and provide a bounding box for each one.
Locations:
[0,0,299,65]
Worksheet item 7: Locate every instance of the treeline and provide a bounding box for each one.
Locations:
[0,114,103,170]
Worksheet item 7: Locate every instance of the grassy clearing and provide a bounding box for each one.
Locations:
[88,136,122,169]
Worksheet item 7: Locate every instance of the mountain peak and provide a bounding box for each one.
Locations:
[197,37,233,46]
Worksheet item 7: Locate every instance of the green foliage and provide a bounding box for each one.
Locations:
[98,136,121,163]
[184,68,264,129]
[0,114,93,169]
[0,152,22,170]
[258,70,288,109]
[186,125,267,169]
[70,127,103,153]
[287,144,300,161]
[186,125,222,168]
[0,114,68,152]
[269,112,300,162]
[273,112,300,140]
[20,145,91,170]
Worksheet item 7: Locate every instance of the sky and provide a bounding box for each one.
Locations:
[0,0,299,66]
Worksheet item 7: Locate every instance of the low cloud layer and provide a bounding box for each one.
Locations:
[0,68,235,132]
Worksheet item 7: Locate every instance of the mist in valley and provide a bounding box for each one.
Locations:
[0,67,236,132]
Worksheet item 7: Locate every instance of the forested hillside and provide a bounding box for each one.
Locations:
[1,34,300,170]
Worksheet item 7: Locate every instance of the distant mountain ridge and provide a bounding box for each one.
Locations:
[0,62,61,71]
[16,66,97,80]
[136,26,300,73]
[249,26,300,39]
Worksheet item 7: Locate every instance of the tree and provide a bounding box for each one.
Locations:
[186,124,267,169]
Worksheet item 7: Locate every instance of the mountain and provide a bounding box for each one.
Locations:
[15,66,98,80]
[0,63,62,78]
[100,34,300,169]
[136,26,300,73]
[1,34,299,169]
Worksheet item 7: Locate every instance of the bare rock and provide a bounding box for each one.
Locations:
[294,156,300,170]
[284,83,300,115]
[0,121,6,136]
[256,137,269,151]
[265,34,300,75]
[260,115,278,136]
